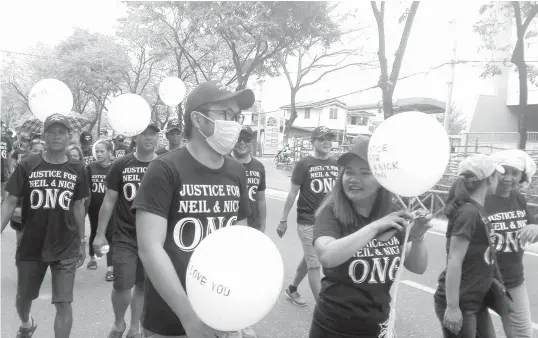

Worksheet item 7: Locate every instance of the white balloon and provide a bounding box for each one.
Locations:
[28,79,74,122]
[107,94,151,137]
[368,111,450,197]
[159,77,186,107]
[186,225,284,332]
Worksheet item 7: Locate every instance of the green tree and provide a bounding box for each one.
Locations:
[474,1,538,149]
[371,1,420,119]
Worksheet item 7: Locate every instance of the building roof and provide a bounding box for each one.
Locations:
[347,97,445,114]
[279,98,347,110]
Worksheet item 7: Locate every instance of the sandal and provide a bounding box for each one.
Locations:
[16,317,37,338]
[105,270,114,282]
[87,260,98,270]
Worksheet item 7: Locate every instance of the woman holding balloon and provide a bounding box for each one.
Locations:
[310,137,432,338]
[434,154,505,337]
[484,149,538,338]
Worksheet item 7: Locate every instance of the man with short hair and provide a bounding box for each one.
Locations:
[232,125,267,233]
[93,122,160,338]
[156,120,183,155]
[1,114,89,338]
[133,81,253,338]
[277,126,339,306]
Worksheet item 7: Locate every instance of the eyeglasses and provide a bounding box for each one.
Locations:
[314,135,335,142]
[237,136,252,144]
[203,109,245,125]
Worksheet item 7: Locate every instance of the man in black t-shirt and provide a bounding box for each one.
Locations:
[132,81,253,338]
[92,122,160,338]
[113,135,128,159]
[156,119,183,155]
[232,125,267,233]
[80,131,95,166]
[277,126,339,306]
[0,114,89,338]
[11,134,30,168]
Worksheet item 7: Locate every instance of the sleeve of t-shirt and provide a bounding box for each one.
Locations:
[258,164,266,192]
[74,165,90,201]
[131,159,175,219]
[6,139,12,153]
[5,161,26,198]
[236,164,251,221]
[11,149,19,160]
[314,205,341,242]
[450,205,480,241]
[291,159,307,186]
[516,192,536,224]
[106,159,124,192]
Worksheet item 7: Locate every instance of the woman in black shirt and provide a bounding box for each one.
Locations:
[434,154,504,337]
[311,137,431,338]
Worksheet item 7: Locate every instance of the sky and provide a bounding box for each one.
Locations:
[0,1,530,122]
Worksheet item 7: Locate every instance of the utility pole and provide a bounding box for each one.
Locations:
[256,80,263,156]
[444,18,457,133]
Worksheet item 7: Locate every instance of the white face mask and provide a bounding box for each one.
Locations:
[198,114,242,155]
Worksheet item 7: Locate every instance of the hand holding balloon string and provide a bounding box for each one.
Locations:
[376,195,432,242]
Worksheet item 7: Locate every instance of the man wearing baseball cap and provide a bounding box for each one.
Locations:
[133,81,253,337]
[277,126,339,306]
[93,121,160,338]
[1,113,89,337]
[156,119,183,155]
[79,131,95,166]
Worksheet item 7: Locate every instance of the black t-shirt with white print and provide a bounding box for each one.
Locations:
[291,156,338,225]
[82,148,95,166]
[107,153,151,244]
[132,148,251,336]
[114,144,127,159]
[87,161,112,212]
[434,201,495,312]
[313,204,406,336]
[12,148,27,165]
[1,135,13,182]
[5,153,89,262]
[241,157,266,228]
[485,192,535,289]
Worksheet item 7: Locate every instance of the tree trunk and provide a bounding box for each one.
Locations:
[382,88,394,119]
[96,113,102,140]
[283,89,298,146]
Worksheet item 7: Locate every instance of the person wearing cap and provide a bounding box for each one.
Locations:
[156,119,183,155]
[0,113,90,338]
[80,131,95,166]
[113,135,128,158]
[484,149,538,338]
[231,125,267,234]
[434,154,505,337]
[132,81,253,338]
[309,137,431,337]
[276,126,339,306]
[92,122,160,338]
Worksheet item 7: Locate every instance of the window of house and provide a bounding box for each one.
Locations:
[304,108,311,119]
[329,108,338,119]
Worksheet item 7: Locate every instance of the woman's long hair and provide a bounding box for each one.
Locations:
[444,172,484,219]
[316,168,394,235]
[66,144,83,162]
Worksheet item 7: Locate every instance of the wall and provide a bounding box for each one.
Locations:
[289,108,323,129]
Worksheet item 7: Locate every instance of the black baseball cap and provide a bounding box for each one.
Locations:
[146,122,160,132]
[337,136,370,166]
[311,126,335,139]
[240,125,253,137]
[166,119,182,133]
[80,131,92,145]
[184,81,255,124]
[114,135,125,141]
[44,114,71,132]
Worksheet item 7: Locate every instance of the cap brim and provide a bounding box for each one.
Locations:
[214,89,255,110]
[495,164,505,174]
[146,125,160,132]
[45,122,70,132]
[166,127,182,133]
[337,152,368,166]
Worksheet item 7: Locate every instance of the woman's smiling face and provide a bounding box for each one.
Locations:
[342,156,381,202]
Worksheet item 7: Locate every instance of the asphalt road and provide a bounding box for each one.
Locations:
[2,158,537,337]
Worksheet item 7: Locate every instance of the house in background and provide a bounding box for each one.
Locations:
[278,97,446,144]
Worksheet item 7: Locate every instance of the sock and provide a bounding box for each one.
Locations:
[21,317,33,329]
[107,266,113,272]
[288,285,297,294]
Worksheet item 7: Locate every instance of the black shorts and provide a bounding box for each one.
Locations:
[16,256,78,304]
[112,240,145,291]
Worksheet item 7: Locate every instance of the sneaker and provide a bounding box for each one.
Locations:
[285,288,306,306]
[242,326,257,338]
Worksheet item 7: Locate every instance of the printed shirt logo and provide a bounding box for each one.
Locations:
[308,165,339,194]
[49,114,64,122]
[91,173,107,194]
[319,127,330,133]
[1,141,7,159]
[172,184,240,252]
[28,170,78,211]
[348,237,402,284]
[121,166,147,201]
[246,170,261,202]
[487,210,528,253]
